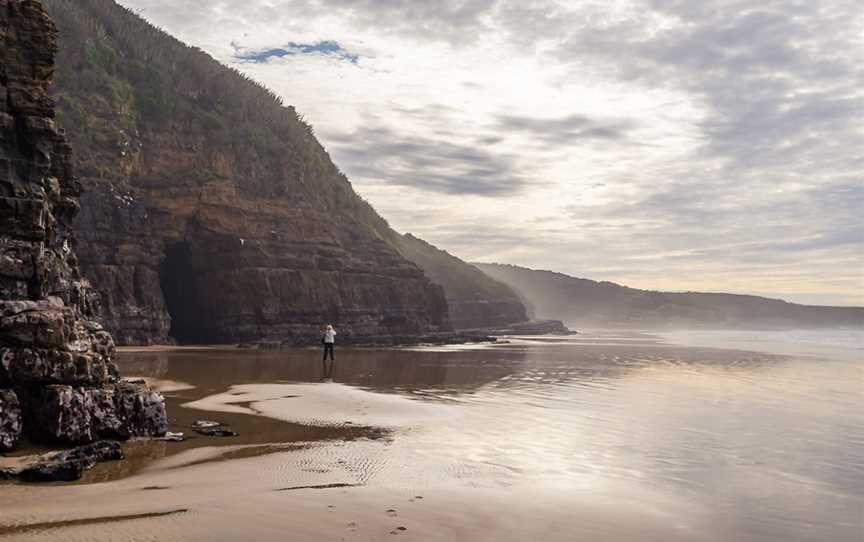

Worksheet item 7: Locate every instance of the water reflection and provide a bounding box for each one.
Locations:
[108,334,863,542]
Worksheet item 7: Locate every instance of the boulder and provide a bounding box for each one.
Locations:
[113,379,168,437]
[18,440,123,482]
[27,380,167,444]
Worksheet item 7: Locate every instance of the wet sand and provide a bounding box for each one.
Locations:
[1,331,861,541]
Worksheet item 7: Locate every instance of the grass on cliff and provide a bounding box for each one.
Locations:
[43,0,383,228]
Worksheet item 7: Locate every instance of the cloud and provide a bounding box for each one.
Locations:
[115,0,864,305]
[323,124,529,196]
[233,40,359,64]
[553,1,864,171]
[496,113,636,144]
[297,0,499,44]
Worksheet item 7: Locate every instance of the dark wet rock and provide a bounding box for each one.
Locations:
[0,345,110,386]
[27,382,168,443]
[0,0,167,452]
[29,385,94,443]
[0,389,22,451]
[194,427,238,437]
[18,440,123,482]
[113,379,168,438]
[192,420,220,429]
[87,386,125,439]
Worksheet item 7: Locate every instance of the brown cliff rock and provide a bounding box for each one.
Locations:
[0,0,166,453]
[393,234,528,329]
[42,0,455,345]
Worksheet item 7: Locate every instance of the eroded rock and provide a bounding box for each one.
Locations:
[18,440,124,482]
[113,379,168,437]
[0,0,166,455]
[0,389,22,451]
[26,379,168,444]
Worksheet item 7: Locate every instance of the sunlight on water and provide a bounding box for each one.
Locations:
[6,330,858,541]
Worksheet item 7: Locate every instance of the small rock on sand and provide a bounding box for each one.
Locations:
[192,420,221,428]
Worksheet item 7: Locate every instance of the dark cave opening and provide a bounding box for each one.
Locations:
[158,241,206,344]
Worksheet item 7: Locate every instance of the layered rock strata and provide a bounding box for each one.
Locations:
[0,0,166,452]
[42,0,459,345]
[393,234,528,330]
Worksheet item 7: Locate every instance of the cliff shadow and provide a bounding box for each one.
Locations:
[159,241,205,344]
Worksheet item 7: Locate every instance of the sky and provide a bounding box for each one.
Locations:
[118,0,863,306]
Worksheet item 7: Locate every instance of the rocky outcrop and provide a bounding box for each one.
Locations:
[490,319,572,335]
[0,0,166,452]
[393,234,528,329]
[18,440,123,482]
[41,0,451,345]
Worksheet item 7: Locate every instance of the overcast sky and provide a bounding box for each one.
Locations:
[118,0,863,306]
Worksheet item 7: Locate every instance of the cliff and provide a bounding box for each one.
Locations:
[393,234,527,329]
[0,0,166,453]
[42,0,452,345]
[475,263,864,330]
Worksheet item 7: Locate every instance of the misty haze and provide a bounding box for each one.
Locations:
[0,1,861,541]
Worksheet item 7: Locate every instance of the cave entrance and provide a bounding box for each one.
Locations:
[158,241,206,344]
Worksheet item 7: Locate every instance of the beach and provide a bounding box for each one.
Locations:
[1,331,861,541]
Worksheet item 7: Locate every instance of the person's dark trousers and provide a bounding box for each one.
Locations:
[323,343,334,361]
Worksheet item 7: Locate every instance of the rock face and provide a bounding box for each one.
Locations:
[0,0,166,451]
[394,234,528,329]
[0,389,22,450]
[41,0,451,345]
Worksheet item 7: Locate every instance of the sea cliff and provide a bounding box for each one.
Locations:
[44,0,455,345]
[0,0,166,454]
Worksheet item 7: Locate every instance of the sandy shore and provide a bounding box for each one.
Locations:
[2,333,861,541]
[0,439,707,542]
[0,351,707,542]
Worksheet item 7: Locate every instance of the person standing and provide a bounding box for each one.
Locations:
[322,324,336,361]
[321,324,336,380]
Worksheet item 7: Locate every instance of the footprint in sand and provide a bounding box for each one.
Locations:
[386,508,398,517]
[390,526,408,535]
[346,522,359,531]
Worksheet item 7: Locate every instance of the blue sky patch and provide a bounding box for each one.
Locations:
[235,40,359,64]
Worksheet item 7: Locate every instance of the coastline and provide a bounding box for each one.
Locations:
[1,330,860,541]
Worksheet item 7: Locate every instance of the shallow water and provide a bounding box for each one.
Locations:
[2,331,862,541]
